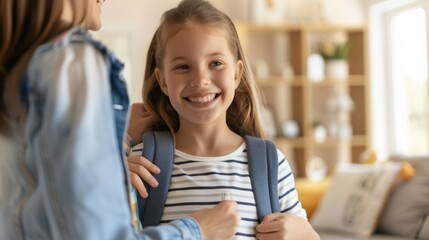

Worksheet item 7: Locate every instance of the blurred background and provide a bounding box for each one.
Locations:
[95,0,429,178]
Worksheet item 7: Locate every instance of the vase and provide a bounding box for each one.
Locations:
[307,53,325,82]
[326,59,348,81]
[282,120,300,139]
[306,156,328,182]
[313,125,327,143]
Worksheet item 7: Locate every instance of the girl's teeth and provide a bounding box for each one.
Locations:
[188,94,216,104]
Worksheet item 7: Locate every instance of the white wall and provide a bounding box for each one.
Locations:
[98,0,365,103]
[98,0,179,103]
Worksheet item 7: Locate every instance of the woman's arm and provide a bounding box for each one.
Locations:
[36,41,156,239]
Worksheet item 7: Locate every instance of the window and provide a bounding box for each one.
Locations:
[389,7,428,155]
[369,0,429,159]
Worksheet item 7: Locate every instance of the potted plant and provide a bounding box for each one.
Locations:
[319,32,350,80]
[312,120,327,143]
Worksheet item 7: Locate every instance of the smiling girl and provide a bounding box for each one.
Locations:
[130,0,320,239]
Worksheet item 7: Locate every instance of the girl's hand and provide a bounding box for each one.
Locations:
[255,213,320,240]
[127,155,160,198]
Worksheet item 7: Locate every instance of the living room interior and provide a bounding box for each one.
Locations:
[97,0,429,239]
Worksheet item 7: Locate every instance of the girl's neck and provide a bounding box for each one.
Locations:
[174,122,243,157]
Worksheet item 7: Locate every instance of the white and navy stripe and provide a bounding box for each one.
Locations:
[131,142,306,239]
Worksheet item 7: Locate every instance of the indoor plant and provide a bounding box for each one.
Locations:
[319,32,350,80]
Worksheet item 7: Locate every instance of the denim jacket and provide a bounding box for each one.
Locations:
[0,28,201,240]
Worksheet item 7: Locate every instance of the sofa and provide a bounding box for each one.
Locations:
[306,156,429,240]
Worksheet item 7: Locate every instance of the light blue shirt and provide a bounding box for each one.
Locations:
[0,27,201,240]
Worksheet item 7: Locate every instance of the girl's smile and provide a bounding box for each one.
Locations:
[184,93,221,105]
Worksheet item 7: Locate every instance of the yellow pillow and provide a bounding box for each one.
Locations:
[295,177,331,219]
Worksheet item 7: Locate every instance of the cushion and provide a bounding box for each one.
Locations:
[310,162,402,237]
[295,177,332,219]
[318,232,415,240]
[377,156,429,238]
[418,217,429,239]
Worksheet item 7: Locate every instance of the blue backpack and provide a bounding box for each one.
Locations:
[137,131,280,227]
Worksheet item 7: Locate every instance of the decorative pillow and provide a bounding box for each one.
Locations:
[377,156,429,238]
[419,217,429,240]
[310,162,402,237]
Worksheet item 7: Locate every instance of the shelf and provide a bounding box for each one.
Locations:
[236,22,302,31]
[256,76,304,86]
[307,75,366,87]
[309,135,368,147]
[238,23,370,177]
[236,22,366,32]
[256,75,366,87]
[274,135,367,148]
[275,137,306,148]
[348,75,367,85]
[350,135,368,146]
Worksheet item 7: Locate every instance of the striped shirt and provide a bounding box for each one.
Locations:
[131,142,306,239]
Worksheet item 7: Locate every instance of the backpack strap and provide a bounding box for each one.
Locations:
[245,135,280,222]
[137,131,174,227]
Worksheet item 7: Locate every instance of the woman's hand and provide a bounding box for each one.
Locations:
[127,155,160,198]
[191,201,241,240]
[255,213,320,240]
[127,103,159,145]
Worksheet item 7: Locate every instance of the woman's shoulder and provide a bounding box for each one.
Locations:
[26,28,110,76]
[34,27,104,60]
[22,28,111,97]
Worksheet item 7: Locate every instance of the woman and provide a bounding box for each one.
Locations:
[0,0,239,239]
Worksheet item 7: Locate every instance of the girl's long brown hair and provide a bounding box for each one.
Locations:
[0,0,91,135]
[143,0,266,138]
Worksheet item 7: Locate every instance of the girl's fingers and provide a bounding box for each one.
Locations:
[130,172,148,198]
[128,162,159,188]
[128,156,160,174]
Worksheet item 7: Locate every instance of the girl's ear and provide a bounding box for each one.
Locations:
[234,60,244,89]
[155,68,168,95]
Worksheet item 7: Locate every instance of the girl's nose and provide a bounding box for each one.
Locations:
[189,68,210,87]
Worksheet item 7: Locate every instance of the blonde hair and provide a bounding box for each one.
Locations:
[143,0,266,138]
[0,0,93,135]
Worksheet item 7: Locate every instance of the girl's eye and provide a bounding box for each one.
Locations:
[175,64,190,70]
[209,61,223,67]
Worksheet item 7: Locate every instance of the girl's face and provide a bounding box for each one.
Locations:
[88,0,105,30]
[156,23,243,128]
